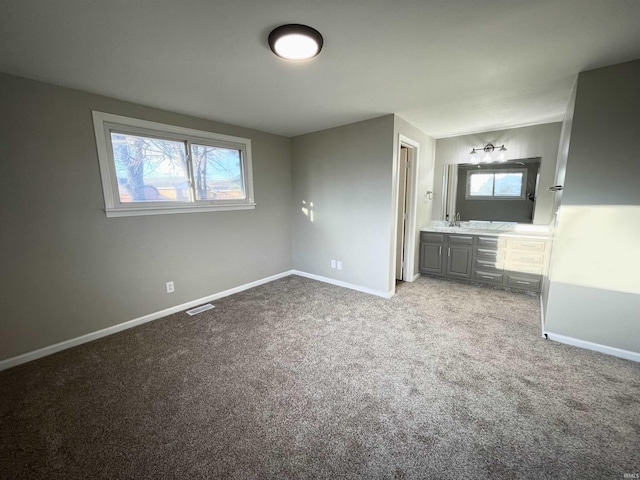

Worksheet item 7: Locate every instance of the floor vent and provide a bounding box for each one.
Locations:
[186,304,215,316]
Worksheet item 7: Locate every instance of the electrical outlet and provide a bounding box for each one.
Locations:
[337,261,343,270]
[331,259,336,269]
[166,281,175,293]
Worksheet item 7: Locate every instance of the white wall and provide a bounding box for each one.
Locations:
[0,73,293,362]
[544,60,640,355]
[433,123,562,225]
[291,116,396,296]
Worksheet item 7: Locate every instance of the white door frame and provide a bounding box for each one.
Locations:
[391,134,420,290]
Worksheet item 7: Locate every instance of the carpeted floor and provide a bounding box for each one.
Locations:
[1,275,639,479]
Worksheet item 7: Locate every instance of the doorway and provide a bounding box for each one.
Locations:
[392,134,420,289]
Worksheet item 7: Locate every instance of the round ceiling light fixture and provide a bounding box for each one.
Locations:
[268,24,323,61]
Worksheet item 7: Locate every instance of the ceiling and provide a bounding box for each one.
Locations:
[1,0,639,139]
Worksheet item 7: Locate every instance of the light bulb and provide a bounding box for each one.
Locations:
[273,34,320,60]
[497,145,507,162]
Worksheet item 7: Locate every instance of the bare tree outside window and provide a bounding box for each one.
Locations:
[94,111,254,217]
[111,133,188,202]
[191,144,244,201]
[110,134,244,203]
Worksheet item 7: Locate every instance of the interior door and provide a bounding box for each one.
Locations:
[396,147,409,280]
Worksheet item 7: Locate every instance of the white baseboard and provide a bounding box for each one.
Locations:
[291,270,392,298]
[0,270,295,371]
[411,273,421,282]
[544,332,640,363]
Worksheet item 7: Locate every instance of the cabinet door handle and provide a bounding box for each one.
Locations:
[448,247,451,257]
[439,246,442,255]
[516,281,530,285]
[481,275,493,279]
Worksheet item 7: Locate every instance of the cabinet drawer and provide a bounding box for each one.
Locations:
[475,259,503,272]
[476,248,506,261]
[448,234,474,245]
[478,236,506,248]
[507,251,544,265]
[475,270,504,284]
[506,264,542,276]
[421,232,445,244]
[506,274,541,290]
[509,238,546,252]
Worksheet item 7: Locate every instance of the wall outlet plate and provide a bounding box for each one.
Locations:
[331,260,336,269]
[166,281,175,293]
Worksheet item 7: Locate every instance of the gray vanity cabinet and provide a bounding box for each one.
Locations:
[445,235,473,279]
[503,237,546,291]
[473,236,506,284]
[419,231,548,292]
[419,233,445,274]
[419,233,473,278]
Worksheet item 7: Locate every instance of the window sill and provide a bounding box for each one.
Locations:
[105,203,257,218]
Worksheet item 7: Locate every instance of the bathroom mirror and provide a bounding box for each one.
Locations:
[441,158,541,224]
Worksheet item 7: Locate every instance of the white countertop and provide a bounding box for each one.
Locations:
[421,226,551,240]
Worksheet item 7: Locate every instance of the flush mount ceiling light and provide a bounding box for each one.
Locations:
[268,24,323,61]
[469,143,507,164]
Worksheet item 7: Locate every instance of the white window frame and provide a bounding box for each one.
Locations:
[92,111,255,217]
[465,168,527,200]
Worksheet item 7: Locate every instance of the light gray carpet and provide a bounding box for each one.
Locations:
[1,275,639,479]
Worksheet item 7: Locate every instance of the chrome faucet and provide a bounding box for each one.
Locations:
[449,212,461,227]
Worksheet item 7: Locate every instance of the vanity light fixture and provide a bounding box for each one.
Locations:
[469,143,507,164]
[268,24,323,61]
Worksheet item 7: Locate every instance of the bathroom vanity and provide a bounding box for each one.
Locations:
[419,227,550,292]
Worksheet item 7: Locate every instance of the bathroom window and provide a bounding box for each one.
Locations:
[92,111,255,217]
[466,169,527,200]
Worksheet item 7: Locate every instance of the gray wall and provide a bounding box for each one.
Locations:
[291,115,396,295]
[0,73,293,361]
[434,123,562,225]
[544,60,640,353]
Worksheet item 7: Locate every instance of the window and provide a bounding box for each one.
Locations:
[93,112,255,217]
[466,168,527,200]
